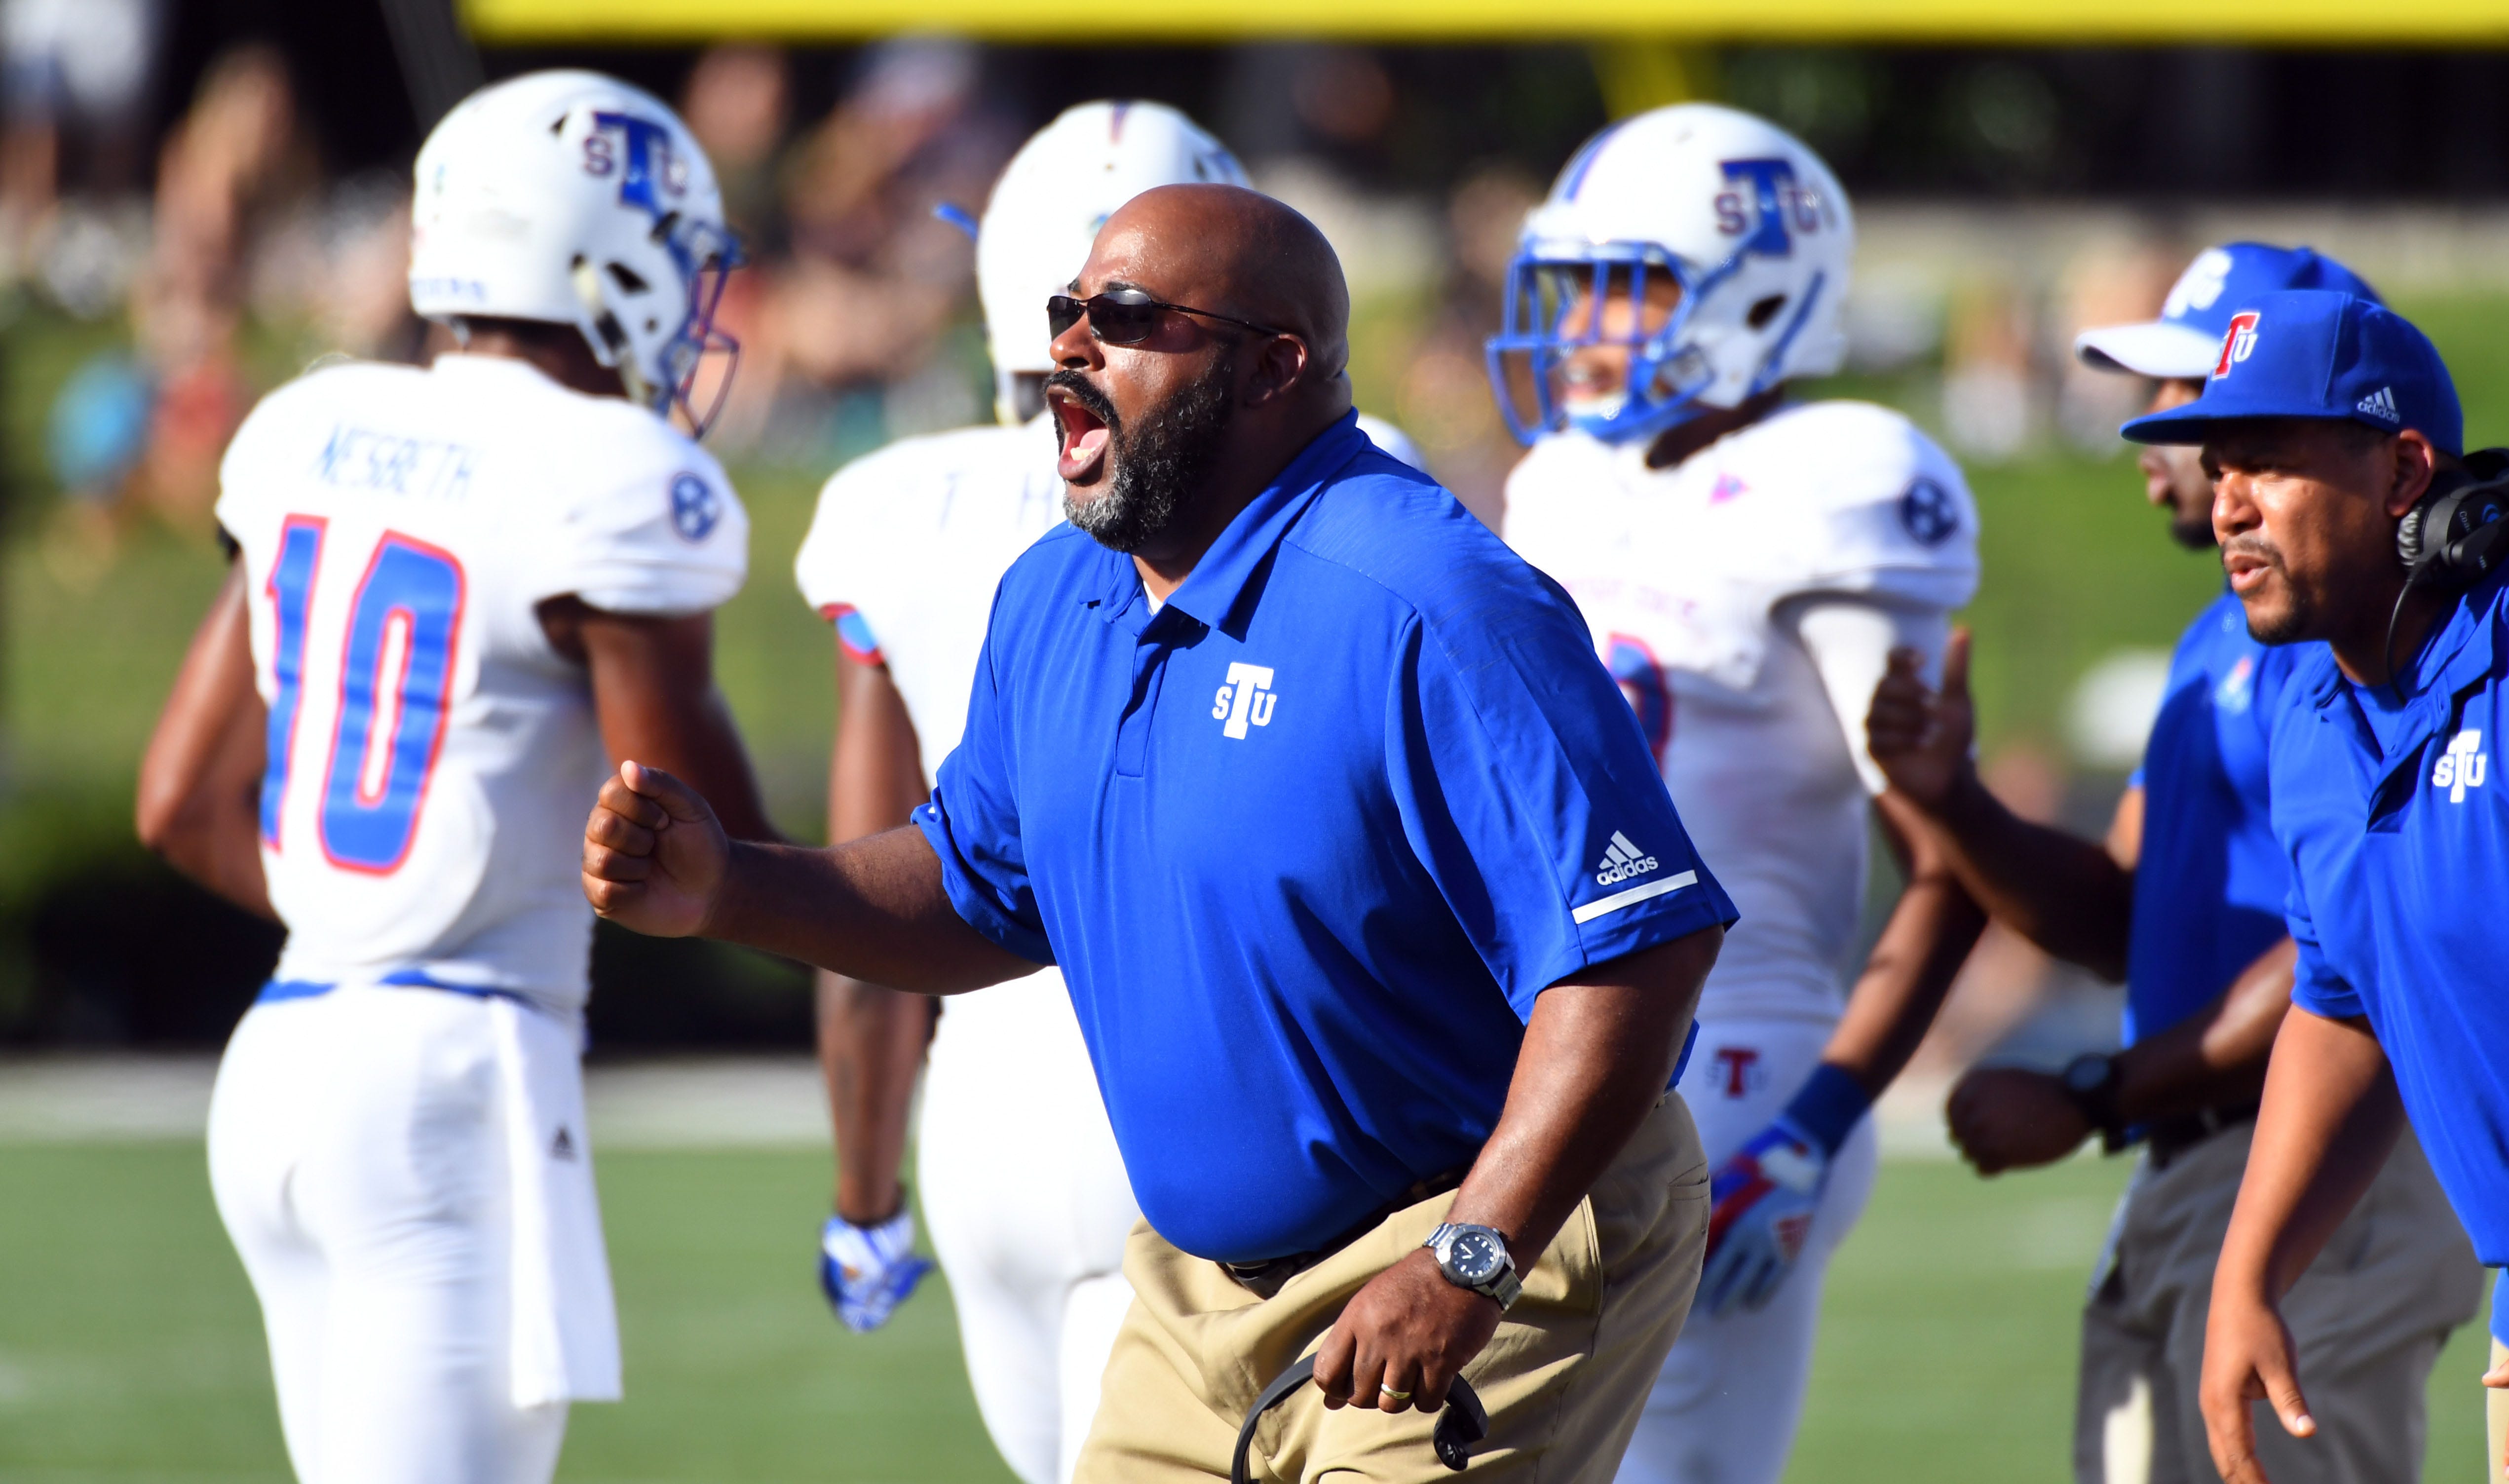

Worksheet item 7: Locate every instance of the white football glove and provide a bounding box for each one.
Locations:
[1697,1064,1874,1317]
[819,1206,934,1333]
[1699,1116,1828,1318]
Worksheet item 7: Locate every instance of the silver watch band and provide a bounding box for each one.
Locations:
[1423,1222,1523,1311]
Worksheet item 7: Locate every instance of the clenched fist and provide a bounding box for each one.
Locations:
[581,761,729,938]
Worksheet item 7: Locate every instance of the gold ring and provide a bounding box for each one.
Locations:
[1378,1384,1413,1403]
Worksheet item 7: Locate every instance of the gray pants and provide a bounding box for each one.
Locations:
[2076,1124,2480,1484]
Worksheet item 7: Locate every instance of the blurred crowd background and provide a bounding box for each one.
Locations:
[4,0,2509,1075]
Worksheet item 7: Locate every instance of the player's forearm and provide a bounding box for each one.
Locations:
[662,687,780,843]
[817,970,932,1222]
[1922,768,2133,980]
[1449,929,1720,1262]
[2112,940,2295,1124]
[574,604,781,842]
[705,828,1039,992]
[153,795,276,920]
[1820,856,1986,1098]
[607,683,780,843]
[2217,1007,2404,1305]
[138,571,275,919]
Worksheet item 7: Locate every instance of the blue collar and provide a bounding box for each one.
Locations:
[2306,568,2509,808]
[1083,411,1368,641]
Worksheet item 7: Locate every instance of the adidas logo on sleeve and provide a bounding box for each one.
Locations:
[1572,830,1699,924]
[2357,385,2400,423]
[1595,831,1660,886]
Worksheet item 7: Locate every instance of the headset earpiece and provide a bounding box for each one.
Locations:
[2399,448,2509,588]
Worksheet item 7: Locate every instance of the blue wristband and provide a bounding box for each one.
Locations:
[1779,1063,1872,1157]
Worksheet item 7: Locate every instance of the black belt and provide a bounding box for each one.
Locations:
[2145,1101,2260,1170]
[1220,1167,1467,1298]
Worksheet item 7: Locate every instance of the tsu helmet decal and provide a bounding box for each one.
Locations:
[975,100,1247,424]
[1486,104,1854,447]
[410,71,744,436]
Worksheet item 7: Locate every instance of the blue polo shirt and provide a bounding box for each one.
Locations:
[2273,567,2509,1279]
[2123,591,2307,1045]
[914,412,1737,1263]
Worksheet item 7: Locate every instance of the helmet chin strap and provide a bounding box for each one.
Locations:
[570,258,655,408]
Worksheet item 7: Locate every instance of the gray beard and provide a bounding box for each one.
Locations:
[1059,364,1236,555]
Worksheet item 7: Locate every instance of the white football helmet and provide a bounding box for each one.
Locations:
[1486,103,1853,446]
[409,70,743,435]
[975,100,1247,424]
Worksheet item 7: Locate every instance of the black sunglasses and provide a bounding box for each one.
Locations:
[1047,288,1290,346]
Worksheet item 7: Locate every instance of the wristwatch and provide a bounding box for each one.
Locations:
[1423,1222,1522,1311]
[2059,1052,2129,1153]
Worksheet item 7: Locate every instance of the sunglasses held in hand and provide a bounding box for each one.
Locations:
[1048,288,1291,346]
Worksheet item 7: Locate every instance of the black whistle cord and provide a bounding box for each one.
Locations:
[1229,1353,1490,1482]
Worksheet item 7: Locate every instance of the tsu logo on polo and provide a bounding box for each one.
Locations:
[2434,728,2487,803]
[2213,311,2261,380]
[1211,662,1278,740]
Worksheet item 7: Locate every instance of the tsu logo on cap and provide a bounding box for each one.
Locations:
[2213,311,2262,380]
[2121,291,2465,457]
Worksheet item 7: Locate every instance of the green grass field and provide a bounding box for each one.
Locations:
[0,1142,2490,1482]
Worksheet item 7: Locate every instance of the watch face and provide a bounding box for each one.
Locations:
[1445,1228,1506,1285]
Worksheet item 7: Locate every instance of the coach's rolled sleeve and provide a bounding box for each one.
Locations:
[2282,881,2359,1021]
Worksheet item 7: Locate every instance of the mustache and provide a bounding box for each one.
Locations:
[1043,369,1119,432]
[2220,533,2284,572]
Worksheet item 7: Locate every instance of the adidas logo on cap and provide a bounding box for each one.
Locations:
[1594,831,1660,886]
[2357,385,2400,423]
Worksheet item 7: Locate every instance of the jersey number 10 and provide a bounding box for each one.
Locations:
[260,518,466,874]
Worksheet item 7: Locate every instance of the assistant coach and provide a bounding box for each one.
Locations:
[582,183,1735,1483]
[2112,289,2507,1482]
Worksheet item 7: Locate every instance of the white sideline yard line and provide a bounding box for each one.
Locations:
[0,1476,899,1484]
[1875,1074,1958,1162]
[0,1055,834,1149]
[0,1055,1962,1161]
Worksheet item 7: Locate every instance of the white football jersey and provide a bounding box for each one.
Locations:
[795,417,1064,764]
[216,353,748,1016]
[1503,401,1977,1024]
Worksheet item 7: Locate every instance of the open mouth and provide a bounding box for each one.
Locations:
[1049,384,1113,484]
[2222,549,2273,595]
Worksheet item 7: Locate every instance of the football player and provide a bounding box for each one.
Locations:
[793,100,1419,1484]
[1489,104,1984,1484]
[135,72,771,1484]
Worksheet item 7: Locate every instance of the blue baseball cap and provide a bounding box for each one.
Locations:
[2120,290,2462,456]
[2075,243,2381,380]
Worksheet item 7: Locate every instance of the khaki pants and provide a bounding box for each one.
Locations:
[1074,1096,1710,1484]
[2077,1126,2480,1484]
[2489,1341,2508,1484]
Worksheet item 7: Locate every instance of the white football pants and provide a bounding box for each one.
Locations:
[1616,1016,1878,1484]
[207,987,570,1484]
[917,968,1140,1484]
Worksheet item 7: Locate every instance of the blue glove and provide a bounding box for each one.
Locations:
[1697,1064,1869,1318]
[819,1206,934,1332]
